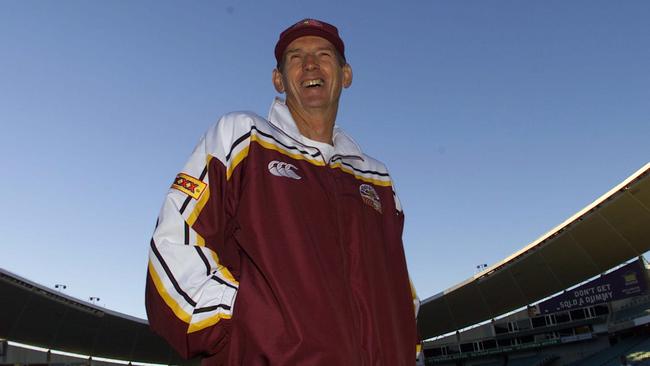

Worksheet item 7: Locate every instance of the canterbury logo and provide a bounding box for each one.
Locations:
[268,160,301,180]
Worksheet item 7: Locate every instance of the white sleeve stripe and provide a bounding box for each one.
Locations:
[150,238,197,307]
[150,239,237,312]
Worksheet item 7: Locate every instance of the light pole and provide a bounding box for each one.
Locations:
[476,263,487,274]
[54,284,67,292]
[89,296,101,306]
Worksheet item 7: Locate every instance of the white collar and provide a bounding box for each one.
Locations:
[267,97,364,159]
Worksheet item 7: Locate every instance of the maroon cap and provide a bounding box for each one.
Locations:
[274,18,346,66]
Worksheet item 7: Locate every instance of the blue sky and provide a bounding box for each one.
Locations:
[1,1,649,319]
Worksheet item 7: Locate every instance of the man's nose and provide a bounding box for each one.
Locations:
[303,53,319,70]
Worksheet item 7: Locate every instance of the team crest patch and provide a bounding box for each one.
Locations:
[171,173,207,200]
[359,184,382,213]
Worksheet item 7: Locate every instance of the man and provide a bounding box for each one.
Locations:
[146,18,420,365]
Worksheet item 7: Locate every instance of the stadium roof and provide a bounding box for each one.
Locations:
[0,268,195,365]
[418,162,650,340]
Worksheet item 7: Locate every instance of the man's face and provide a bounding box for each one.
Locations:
[273,36,352,114]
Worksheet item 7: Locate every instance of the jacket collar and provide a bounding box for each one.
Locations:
[267,97,363,158]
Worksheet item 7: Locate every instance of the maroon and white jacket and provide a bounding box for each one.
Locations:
[146,98,419,365]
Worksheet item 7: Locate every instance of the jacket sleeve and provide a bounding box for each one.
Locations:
[145,118,242,359]
[411,278,424,364]
[394,184,423,364]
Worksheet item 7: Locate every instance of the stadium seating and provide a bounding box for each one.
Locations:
[625,337,650,364]
[467,354,557,366]
[613,301,650,324]
[508,353,557,366]
[473,361,502,366]
[568,336,643,366]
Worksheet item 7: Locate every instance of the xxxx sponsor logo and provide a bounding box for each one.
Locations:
[171,173,207,200]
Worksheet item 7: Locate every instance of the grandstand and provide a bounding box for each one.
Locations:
[423,257,650,365]
[419,162,650,365]
[0,268,197,366]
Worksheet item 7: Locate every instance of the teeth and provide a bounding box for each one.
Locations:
[303,79,324,87]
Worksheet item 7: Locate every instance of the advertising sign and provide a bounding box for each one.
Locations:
[536,259,647,314]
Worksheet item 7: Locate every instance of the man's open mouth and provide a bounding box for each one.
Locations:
[302,79,324,88]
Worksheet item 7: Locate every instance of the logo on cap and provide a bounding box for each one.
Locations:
[301,19,322,27]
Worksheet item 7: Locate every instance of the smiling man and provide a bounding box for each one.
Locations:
[146,19,420,365]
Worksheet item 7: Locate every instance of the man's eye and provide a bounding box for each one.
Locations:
[288,54,301,61]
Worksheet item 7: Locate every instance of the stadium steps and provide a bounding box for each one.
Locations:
[474,361,502,366]
[622,337,650,365]
[508,354,558,366]
[613,302,650,324]
[568,336,647,366]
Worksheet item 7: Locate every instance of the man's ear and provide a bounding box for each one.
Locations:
[343,63,353,89]
[272,68,285,93]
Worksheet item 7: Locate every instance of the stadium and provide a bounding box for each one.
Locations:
[418,163,650,365]
[2,163,650,366]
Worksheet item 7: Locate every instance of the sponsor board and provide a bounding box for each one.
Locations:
[534,260,647,314]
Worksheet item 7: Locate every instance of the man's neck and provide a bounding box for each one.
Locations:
[287,103,338,145]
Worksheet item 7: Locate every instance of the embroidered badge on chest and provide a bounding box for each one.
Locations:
[359,184,382,213]
[268,160,301,180]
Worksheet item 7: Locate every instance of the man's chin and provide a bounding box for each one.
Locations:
[286,94,337,113]
[300,94,336,108]
[299,97,330,109]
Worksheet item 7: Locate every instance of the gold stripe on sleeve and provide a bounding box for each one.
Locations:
[210,251,239,286]
[187,156,213,227]
[188,312,231,333]
[148,260,192,324]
